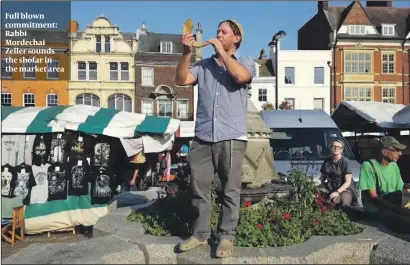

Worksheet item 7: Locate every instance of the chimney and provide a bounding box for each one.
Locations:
[195,22,203,62]
[318,1,329,12]
[140,22,147,34]
[69,20,79,33]
[366,1,392,7]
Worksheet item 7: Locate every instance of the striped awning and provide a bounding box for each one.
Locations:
[1,105,180,138]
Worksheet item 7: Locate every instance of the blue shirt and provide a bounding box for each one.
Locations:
[189,52,256,143]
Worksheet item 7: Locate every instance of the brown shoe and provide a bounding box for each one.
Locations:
[215,239,234,258]
[178,236,208,252]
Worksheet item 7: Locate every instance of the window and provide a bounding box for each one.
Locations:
[284,67,295,84]
[158,99,172,117]
[78,62,86,80]
[141,99,154,116]
[108,93,132,112]
[1,93,12,106]
[344,87,371,101]
[382,87,395,104]
[88,62,97,80]
[75,93,100,107]
[96,35,101,52]
[177,100,188,119]
[105,36,110,52]
[314,67,324,84]
[349,25,366,35]
[47,60,59,80]
[382,25,395,36]
[141,67,154,86]
[110,62,118,80]
[46,94,59,106]
[23,61,35,79]
[314,98,324,111]
[269,128,355,161]
[121,62,129,80]
[1,59,12,79]
[258,88,267,102]
[23,93,35,107]
[344,52,372,73]
[284,98,295,109]
[382,53,395,74]
[160,41,173,54]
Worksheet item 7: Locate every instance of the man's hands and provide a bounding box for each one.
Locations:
[206,38,225,56]
[181,33,195,54]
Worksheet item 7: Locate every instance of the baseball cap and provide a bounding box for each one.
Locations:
[380,136,407,150]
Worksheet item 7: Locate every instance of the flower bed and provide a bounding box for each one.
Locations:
[128,170,363,248]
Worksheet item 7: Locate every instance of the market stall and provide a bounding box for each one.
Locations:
[1,105,180,234]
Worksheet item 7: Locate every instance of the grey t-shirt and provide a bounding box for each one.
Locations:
[320,156,353,191]
[2,135,35,166]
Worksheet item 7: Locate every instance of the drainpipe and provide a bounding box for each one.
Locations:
[402,38,408,104]
[332,37,338,111]
[327,61,332,114]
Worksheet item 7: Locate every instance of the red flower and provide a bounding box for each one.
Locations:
[256,223,264,230]
[329,202,335,207]
[243,200,252,207]
[282,213,292,220]
[321,207,328,214]
[312,218,320,226]
[316,192,322,198]
[315,198,323,206]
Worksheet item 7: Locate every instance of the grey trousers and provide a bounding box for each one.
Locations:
[188,137,247,241]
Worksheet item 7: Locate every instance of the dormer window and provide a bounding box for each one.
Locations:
[349,25,366,35]
[160,41,173,54]
[382,24,395,36]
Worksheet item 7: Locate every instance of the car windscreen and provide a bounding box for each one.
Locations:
[269,128,355,161]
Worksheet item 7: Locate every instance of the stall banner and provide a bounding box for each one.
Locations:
[1,105,180,138]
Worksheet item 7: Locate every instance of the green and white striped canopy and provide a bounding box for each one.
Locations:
[1,105,180,138]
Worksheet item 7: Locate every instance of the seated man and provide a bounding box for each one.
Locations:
[359,136,410,233]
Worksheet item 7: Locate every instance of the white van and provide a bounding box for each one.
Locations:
[260,110,361,203]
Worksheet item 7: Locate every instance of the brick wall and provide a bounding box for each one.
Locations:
[332,45,409,108]
[135,54,194,119]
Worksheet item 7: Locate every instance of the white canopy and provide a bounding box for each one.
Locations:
[393,104,410,125]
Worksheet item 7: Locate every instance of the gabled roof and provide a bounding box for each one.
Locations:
[324,1,410,39]
[137,31,199,55]
[71,31,136,41]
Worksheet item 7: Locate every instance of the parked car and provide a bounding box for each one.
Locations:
[260,110,362,205]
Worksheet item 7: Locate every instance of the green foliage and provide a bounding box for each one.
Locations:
[127,169,363,248]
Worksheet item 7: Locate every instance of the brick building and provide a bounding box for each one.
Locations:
[298,0,410,111]
[134,22,203,120]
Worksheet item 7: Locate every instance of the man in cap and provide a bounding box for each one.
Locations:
[359,136,410,233]
[175,20,255,257]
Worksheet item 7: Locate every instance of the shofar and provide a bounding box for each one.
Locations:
[182,18,210,48]
[243,99,278,188]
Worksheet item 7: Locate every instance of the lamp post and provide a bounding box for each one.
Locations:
[268,30,286,110]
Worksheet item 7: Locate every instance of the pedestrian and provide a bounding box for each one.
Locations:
[175,19,255,258]
[359,136,410,233]
[320,139,356,206]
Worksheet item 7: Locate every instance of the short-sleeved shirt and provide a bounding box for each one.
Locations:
[320,156,353,191]
[359,159,404,212]
[189,52,256,143]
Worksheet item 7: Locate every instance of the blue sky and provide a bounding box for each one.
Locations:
[71,1,409,59]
